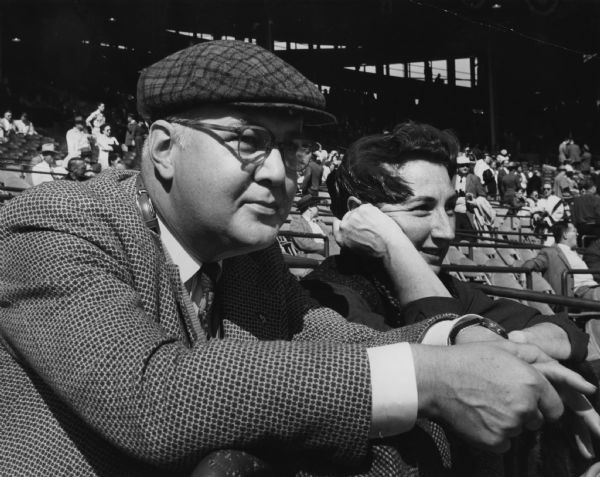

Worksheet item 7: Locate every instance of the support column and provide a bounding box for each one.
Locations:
[487,33,497,151]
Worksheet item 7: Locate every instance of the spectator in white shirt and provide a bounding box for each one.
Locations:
[96,124,120,170]
[14,112,37,135]
[0,110,15,136]
[66,116,92,159]
[31,143,60,187]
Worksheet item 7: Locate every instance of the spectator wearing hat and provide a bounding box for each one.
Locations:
[30,143,60,187]
[66,115,92,159]
[452,153,486,237]
[14,112,37,136]
[0,40,585,477]
[496,148,509,164]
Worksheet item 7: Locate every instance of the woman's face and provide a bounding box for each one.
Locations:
[377,160,456,273]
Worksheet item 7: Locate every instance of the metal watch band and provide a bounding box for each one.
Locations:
[447,314,509,345]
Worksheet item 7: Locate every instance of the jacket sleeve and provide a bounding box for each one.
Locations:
[402,276,588,362]
[522,250,549,272]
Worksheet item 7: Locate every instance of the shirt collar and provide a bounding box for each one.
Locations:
[157,216,202,284]
[557,243,574,254]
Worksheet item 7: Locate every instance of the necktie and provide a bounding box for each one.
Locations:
[197,263,221,339]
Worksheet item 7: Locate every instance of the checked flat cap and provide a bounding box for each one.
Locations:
[137,40,336,125]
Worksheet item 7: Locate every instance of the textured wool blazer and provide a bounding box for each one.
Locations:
[0,169,456,476]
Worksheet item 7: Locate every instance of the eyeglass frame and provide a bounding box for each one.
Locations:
[164,117,315,173]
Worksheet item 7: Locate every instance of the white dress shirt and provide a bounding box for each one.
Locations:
[557,243,598,290]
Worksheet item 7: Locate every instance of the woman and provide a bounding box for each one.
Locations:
[96,123,119,170]
[304,122,587,360]
[302,122,597,474]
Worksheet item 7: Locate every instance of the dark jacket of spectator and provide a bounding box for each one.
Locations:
[302,251,588,361]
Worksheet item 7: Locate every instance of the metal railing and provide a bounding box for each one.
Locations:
[473,283,600,312]
[441,264,534,289]
[278,230,330,257]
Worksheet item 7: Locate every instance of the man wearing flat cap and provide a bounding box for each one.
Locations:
[0,40,594,476]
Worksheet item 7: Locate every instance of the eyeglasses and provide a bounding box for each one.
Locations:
[166,118,316,173]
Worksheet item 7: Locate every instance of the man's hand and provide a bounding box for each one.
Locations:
[508,323,571,361]
[412,343,595,453]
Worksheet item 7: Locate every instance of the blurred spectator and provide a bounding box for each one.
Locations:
[527,165,543,197]
[108,151,125,170]
[86,102,106,139]
[583,238,600,282]
[453,154,485,236]
[123,113,137,152]
[133,119,148,168]
[524,222,600,303]
[497,160,509,199]
[572,179,600,245]
[473,152,491,183]
[14,112,37,135]
[581,144,593,174]
[486,159,499,198]
[507,187,527,216]
[517,164,528,190]
[96,124,119,170]
[558,136,570,165]
[531,182,566,241]
[63,157,88,182]
[500,161,520,205]
[567,138,582,170]
[526,189,540,209]
[0,109,15,136]
[301,153,323,197]
[66,116,92,159]
[31,143,60,187]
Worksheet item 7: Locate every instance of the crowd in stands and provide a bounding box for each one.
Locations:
[6,39,600,477]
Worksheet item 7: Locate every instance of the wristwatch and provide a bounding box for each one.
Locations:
[447,314,508,345]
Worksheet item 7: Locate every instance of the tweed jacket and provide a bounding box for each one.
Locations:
[0,169,457,476]
[522,245,574,297]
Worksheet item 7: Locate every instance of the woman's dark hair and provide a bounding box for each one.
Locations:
[328,121,459,219]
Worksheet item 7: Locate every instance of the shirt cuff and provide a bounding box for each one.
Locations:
[421,317,463,345]
[367,342,417,438]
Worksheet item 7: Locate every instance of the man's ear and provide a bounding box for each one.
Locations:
[347,196,362,211]
[147,120,178,181]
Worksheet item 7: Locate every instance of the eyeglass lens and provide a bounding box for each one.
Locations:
[237,126,314,172]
